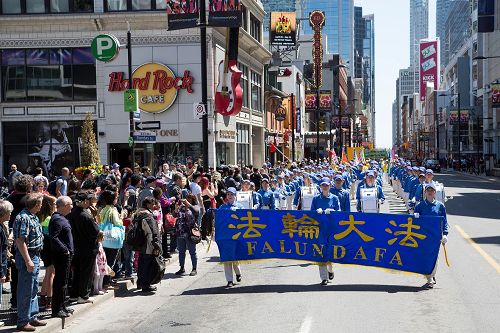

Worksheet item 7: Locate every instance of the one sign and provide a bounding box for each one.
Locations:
[108,63,194,114]
[91,34,120,62]
[124,89,138,113]
[270,12,297,46]
[491,84,500,108]
[449,110,470,124]
[319,90,332,110]
[214,209,442,275]
[166,0,199,31]
[133,131,156,143]
[135,121,161,131]
[305,91,317,111]
[208,0,242,27]
[420,40,440,101]
[128,136,134,147]
[309,11,325,88]
[194,102,206,119]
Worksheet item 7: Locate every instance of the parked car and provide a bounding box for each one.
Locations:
[424,159,441,172]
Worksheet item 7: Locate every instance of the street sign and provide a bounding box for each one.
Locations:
[91,34,120,62]
[124,89,139,113]
[133,131,156,143]
[135,121,161,131]
[128,136,134,147]
[193,102,206,119]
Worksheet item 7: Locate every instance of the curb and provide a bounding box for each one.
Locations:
[441,170,499,183]
[37,254,180,332]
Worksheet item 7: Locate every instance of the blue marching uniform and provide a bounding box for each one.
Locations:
[356,183,385,212]
[310,193,341,212]
[257,188,276,209]
[330,187,351,212]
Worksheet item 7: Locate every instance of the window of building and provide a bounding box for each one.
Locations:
[1,48,96,102]
[250,14,261,42]
[105,0,165,11]
[250,71,262,112]
[241,5,248,31]
[1,0,93,14]
[236,123,250,166]
[238,63,249,108]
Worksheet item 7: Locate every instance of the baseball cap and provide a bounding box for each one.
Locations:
[242,179,251,184]
[112,163,120,169]
[320,177,331,186]
[425,183,436,191]
[334,175,343,181]
[261,178,270,184]
[227,187,237,194]
[425,169,434,174]
[418,173,425,178]
[366,172,375,178]
[146,176,156,184]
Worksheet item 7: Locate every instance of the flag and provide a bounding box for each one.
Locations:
[329,149,339,164]
[353,149,359,165]
[391,147,395,161]
[341,147,348,164]
[360,148,366,163]
[269,137,277,154]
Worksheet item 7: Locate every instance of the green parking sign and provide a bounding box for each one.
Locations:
[91,34,120,62]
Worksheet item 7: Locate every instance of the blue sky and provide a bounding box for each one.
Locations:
[354,0,436,148]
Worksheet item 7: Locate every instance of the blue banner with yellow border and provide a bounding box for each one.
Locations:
[214,210,443,275]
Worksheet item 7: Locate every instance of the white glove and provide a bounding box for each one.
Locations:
[252,204,259,209]
[413,212,420,218]
[379,199,385,204]
[441,235,448,244]
[411,198,416,203]
[292,205,298,210]
[324,208,334,214]
[316,208,323,214]
[230,206,238,211]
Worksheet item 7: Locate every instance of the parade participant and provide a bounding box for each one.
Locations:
[49,196,74,318]
[310,178,340,286]
[409,173,426,212]
[414,183,449,289]
[356,172,384,212]
[13,193,46,331]
[293,174,318,210]
[220,188,244,287]
[237,179,262,209]
[257,179,276,210]
[331,175,351,212]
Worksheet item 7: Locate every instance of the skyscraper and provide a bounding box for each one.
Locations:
[410,0,429,70]
[354,6,365,79]
[436,0,451,69]
[299,0,354,74]
[261,0,297,32]
[445,0,471,66]
[363,14,375,145]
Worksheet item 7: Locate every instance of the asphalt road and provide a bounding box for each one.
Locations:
[57,173,500,333]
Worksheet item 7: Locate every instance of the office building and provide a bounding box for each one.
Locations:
[410,0,429,70]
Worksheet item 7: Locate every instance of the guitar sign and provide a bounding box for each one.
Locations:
[215,27,243,116]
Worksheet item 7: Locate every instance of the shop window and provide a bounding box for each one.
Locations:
[1,0,21,14]
[155,0,167,9]
[132,0,151,10]
[250,14,261,43]
[236,123,250,165]
[250,71,262,112]
[27,0,45,13]
[1,48,96,102]
[1,0,93,14]
[238,63,249,108]
[50,0,70,12]
[105,0,165,11]
[107,0,127,11]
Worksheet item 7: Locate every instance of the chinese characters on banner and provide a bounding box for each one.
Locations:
[214,209,443,275]
[420,40,440,101]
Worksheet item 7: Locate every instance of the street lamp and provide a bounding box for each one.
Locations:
[330,63,348,162]
[439,92,461,170]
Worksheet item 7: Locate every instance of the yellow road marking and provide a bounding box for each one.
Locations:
[455,225,500,274]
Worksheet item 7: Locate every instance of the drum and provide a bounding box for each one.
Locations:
[236,191,253,209]
[300,186,317,211]
[286,195,294,210]
[360,187,378,213]
[435,182,446,204]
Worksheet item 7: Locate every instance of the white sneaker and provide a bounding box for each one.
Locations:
[77,297,94,304]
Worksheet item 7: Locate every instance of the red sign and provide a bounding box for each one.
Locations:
[319,90,332,109]
[305,92,317,111]
[108,70,194,93]
[309,11,325,88]
[492,84,500,108]
[420,40,439,101]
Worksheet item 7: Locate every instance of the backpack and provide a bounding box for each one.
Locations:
[125,216,146,250]
[47,177,62,196]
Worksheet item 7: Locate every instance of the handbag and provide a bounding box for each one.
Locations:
[99,209,125,249]
[190,227,202,244]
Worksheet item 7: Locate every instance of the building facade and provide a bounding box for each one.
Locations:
[354,6,364,79]
[444,0,471,66]
[436,0,451,69]
[0,0,270,176]
[410,0,429,70]
[363,14,375,146]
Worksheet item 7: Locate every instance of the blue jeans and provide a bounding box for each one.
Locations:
[121,244,134,277]
[177,237,197,270]
[15,252,40,326]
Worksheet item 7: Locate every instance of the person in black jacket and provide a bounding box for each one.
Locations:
[68,191,99,304]
[49,196,74,318]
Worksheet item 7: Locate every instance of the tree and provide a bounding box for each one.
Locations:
[81,112,100,166]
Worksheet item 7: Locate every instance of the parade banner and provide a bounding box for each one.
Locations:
[419,40,439,101]
[166,0,199,31]
[319,90,332,110]
[305,91,317,111]
[214,210,442,275]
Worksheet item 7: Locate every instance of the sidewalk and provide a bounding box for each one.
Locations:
[0,251,183,332]
[441,168,500,183]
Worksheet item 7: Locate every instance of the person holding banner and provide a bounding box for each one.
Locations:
[257,179,276,210]
[414,182,449,289]
[310,177,340,285]
[219,187,244,288]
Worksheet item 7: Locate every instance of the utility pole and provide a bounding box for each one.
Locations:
[290,93,295,162]
[127,23,134,166]
[199,0,209,170]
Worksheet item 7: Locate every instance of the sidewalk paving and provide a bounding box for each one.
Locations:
[0,252,182,332]
[441,169,500,183]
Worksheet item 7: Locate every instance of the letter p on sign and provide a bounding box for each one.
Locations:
[91,34,120,62]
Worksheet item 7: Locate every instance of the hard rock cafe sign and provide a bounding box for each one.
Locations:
[108,63,194,114]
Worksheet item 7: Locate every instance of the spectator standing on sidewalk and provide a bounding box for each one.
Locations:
[8,164,22,193]
[13,193,46,332]
[174,194,200,277]
[49,196,74,318]
[38,195,56,311]
[0,200,13,328]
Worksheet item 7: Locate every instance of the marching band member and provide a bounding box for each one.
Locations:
[257,179,276,210]
[293,174,319,210]
[330,175,351,212]
[238,179,262,209]
[409,173,426,213]
[356,172,384,212]
[219,187,244,288]
[310,177,340,286]
[414,183,449,289]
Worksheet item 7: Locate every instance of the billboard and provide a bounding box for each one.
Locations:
[449,110,470,124]
[419,40,440,101]
[208,0,242,27]
[270,12,297,46]
[166,0,199,31]
[492,84,500,108]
